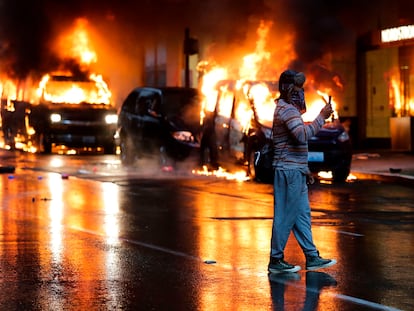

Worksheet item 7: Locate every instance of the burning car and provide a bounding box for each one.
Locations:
[0,72,118,153]
[199,80,352,183]
[116,86,201,166]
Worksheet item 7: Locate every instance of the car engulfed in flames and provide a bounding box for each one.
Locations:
[0,71,118,154]
[193,20,352,183]
[198,79,352,183]
[0,18,118,154]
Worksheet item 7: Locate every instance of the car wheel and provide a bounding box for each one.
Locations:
[247,150,257,180]
[200,134,219,169]
[120,135,135,166]
[3,128,15,150]
[200,144,211,164]
[103,143,116,155]
[36,133,51,154]
[332,166,350,182]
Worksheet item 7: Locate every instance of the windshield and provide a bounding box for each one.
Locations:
[248,82,277,128]
[161,89,199,116]
[39,75,111,105]
[161,88,201,130]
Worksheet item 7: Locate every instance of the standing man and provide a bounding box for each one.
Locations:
[268,69,337,273]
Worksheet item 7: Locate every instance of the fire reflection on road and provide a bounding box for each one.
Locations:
[102,182,120,246]
[48,174,64,264]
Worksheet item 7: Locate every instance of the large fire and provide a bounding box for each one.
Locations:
[198,21,340,127]
[56,18,98,67]
[36,73,111,105]
[389,75,414,117]
[194,20,342,181]
[0,18,113,153]
[0,18,111,107]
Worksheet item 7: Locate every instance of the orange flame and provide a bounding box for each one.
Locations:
[199,65,228,124]
[248,82,277,127]
[389,75,414,117]
[195,20,344,181]
[301,90,338,122]
[192,166,250,182]
[36,18,111,105]
[239,20,272,81]
[57,18,97,66]
[36,73,111,105]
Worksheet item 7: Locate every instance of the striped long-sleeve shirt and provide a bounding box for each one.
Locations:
[272,99,325,174]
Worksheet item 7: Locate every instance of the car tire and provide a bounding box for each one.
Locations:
[332,166,350,182]
[120,135,135,166]
[200,134,219,169]
[103,143,116,155]
[247,150,257,180]
[3,128,16,150]
[35,133,51,154]
[248,142,274,183]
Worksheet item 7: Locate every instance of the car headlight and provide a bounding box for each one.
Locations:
[172,131,194,143]
[337,131,350,142]
[105,114,118,124]
[50,113,62,123]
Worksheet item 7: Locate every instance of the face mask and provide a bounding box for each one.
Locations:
[288,86,306,114]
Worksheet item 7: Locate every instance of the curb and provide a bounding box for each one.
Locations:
[352,171,414,186]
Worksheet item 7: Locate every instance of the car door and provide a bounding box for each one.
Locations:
[214,87,234,153]
[136,89,163,153]
[228,92,251,161]
[120,90,138,133]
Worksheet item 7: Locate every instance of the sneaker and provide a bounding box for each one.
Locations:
[306,255,337,271]
[268,258,301,273]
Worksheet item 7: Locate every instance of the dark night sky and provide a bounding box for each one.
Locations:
[0,0,413,80]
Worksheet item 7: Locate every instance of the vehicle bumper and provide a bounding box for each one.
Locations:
[47,125,117,148]
[308,149,352,172]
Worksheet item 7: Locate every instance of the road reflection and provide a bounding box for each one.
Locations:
[190,180,345,309]
[0,172,347,310]
[44,174,122,310]
[269,271,337,310]
[101,182,120,246]
[0,169,410,309]
[48,174,64,264]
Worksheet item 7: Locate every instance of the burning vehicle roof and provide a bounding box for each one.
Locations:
[37,72,112,105]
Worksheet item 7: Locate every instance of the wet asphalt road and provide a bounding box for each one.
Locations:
[0,151,413,310]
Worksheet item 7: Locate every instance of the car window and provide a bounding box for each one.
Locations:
[249,82,277,128]
[161,89,199,117]
[216,88,234,118]
[233,92,253,131]
[135,96,147,115]
[136,91,161,118]
[122,91,138,113]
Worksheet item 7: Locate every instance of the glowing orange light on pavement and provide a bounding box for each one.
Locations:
[192,166,250,182]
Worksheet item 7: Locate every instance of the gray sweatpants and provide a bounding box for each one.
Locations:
[270,169,318,259]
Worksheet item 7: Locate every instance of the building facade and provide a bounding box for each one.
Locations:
[358,24,414,151]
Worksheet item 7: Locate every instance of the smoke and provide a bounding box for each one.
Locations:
[0,0,412,97]
[0,1,55,79]
[282,1,354,63]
